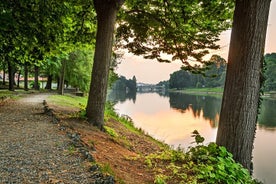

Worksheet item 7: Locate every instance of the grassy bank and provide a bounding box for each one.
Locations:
[47,94,261,184]
[170,87,223,94]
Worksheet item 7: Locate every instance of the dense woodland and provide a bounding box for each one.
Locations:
[0,0,273,180]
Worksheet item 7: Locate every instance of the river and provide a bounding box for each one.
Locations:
[107,91,276,183]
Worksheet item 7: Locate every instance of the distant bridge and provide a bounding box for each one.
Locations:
[137,84,165,92]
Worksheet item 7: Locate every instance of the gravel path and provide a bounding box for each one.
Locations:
[0,94,111,184]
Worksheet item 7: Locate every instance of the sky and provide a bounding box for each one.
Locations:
[116,1,276,84]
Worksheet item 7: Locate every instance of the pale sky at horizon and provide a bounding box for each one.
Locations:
[116,1,276,84]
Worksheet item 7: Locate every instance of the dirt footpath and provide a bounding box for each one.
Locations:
[0,94,107,184]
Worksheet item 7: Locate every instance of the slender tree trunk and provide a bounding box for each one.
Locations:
[33,65,40,90]
[56,76,60,91]
[24,63,29,91]
[17,71,21,88]
[3,62,6,85]
[7,60,14,91]
[86,0,124,129]
[45,74,53,90]
[12,71,16,86]
[58,59,66,95]
[216,0,271,171]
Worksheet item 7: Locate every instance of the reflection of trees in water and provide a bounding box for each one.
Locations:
[169,93,222,128]
[107,90,136,104]
[258,99,276,129]
[108,90,275,129]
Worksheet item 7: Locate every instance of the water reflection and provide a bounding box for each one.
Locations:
[169,93,221,128]
[258,99,276,129]
[108,90,137,104]
[108,91,276,129]
[107,90,276,183]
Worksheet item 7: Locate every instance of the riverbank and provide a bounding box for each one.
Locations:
[46,93,260,183]
[0,91,261,183]
[170,88,276,99]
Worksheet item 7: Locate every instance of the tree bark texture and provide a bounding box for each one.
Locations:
[7,60,14,91]
[34,65,40,90]
[24,63,29,91]
[216,0,271,170]
[58,59,66,95]
[17,71,20,88]
[45,74,52,90]
[3,64,6,85]
[86,0,124,129]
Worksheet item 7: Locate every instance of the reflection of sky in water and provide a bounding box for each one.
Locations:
[110,92,276,184]
[253,126,276,183]
[114,93,220,147]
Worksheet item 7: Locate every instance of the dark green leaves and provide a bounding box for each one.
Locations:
[117,0,234,68]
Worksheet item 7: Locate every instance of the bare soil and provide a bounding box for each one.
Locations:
[49,100,164,184]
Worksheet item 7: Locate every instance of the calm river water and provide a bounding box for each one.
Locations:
[107,91,276,183]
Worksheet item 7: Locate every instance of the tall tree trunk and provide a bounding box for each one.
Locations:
[17,71,21,88]
[24,63,29,91]
[56,76,60,91]
[3,62,6,85]
[58,59,66,95]
[45,74,53,90]
[12,71,16,86]
[7,60,14,91]
[33,65,40,90]
[216,0,271,171]
[86,0,124,130]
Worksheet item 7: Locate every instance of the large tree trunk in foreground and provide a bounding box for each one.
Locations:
[86,0,124,130]
[216,0,271,171]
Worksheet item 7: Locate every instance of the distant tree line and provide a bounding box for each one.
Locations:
[264,53,276,91]
[168,55,227,89]
[112,76,137,93]
[162,53,276,92]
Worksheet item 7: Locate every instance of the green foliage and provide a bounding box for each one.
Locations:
[169,55,227,89]
[100,163,115,176]
[104,126,119,138]
[154,174,168,184]
[264,53,276,91]
[0,0,96,91]
[117,0,234,67]
[144,131,260,184]
[65,48,94,92]
[112,75,137,93]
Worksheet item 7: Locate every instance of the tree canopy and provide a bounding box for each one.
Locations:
[116,0,234,68]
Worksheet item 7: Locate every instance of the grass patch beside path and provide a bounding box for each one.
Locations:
[0,89,39,99]
[48,94,87,108]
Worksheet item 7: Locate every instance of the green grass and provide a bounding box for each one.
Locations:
[48,94,87,108]
[0,89,37,99]
[184,87,224,93]
[0,90,15,97]
[171,87,224,93]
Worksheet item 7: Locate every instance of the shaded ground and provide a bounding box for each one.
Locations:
[0,93,165,183]
[0,94,112,183]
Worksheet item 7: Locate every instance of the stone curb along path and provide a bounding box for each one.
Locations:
[0,94,114,184]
